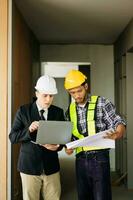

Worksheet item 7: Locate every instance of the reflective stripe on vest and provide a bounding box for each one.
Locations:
[70,96,105,154]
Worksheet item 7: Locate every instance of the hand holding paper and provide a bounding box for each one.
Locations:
[66,129,115,149]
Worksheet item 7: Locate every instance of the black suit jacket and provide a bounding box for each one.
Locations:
[9,102,65,175]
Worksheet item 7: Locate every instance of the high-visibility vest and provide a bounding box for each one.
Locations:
[70,95,105,154]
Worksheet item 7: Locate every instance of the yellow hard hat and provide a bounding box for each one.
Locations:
[64,70,87,90]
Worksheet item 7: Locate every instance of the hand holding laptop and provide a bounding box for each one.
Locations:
[40,144,60,151]
[29,121,63,151]
[29,121,39,133]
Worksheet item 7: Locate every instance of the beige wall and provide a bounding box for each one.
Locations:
[114,19,133,59]
[0,0,8,199]
[114,18,133,189]
[126,53,133,189]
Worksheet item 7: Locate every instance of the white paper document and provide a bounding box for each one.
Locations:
[66,129,115,149]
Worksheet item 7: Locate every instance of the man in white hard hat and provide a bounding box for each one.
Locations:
[9,75,64,200]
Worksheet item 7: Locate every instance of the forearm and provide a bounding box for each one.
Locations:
[105,124,126,140]
[115,124,126,139]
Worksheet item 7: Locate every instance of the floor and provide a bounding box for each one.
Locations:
[61,185,133,200]
[112,185,133,200]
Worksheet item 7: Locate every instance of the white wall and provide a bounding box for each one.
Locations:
[40,44,114,102]
[41,62,79,77]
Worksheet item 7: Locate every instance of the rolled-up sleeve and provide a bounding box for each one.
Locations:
[102,98,126,130]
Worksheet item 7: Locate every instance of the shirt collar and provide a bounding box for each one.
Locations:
[36,102,48,113]
[88,93,91,102]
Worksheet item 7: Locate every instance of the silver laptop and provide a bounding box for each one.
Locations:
[36,120,72,144]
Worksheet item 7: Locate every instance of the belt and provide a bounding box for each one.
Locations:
[76,149,109,159]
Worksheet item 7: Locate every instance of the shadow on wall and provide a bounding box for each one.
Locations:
[59,150,77,200]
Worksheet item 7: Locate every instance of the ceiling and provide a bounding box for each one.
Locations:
[15,0,133,44]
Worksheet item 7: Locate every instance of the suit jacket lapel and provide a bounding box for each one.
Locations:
[31,101,40,121]
[48,105,55,120]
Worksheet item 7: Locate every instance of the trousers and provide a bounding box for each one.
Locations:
[20,171,61,200]
[76,150,112,200]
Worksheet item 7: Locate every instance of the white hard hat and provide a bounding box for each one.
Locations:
[35,75,58,94]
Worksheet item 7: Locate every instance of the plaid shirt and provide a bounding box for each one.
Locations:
[67,95,126,140]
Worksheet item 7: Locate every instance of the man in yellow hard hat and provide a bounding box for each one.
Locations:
[9,75,64,200]
[64,69,126,200]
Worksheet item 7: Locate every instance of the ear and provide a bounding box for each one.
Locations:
[35,91,39,97]
[84,83,88,91]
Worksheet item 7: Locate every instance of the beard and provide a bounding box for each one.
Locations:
[75,94,88,104]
